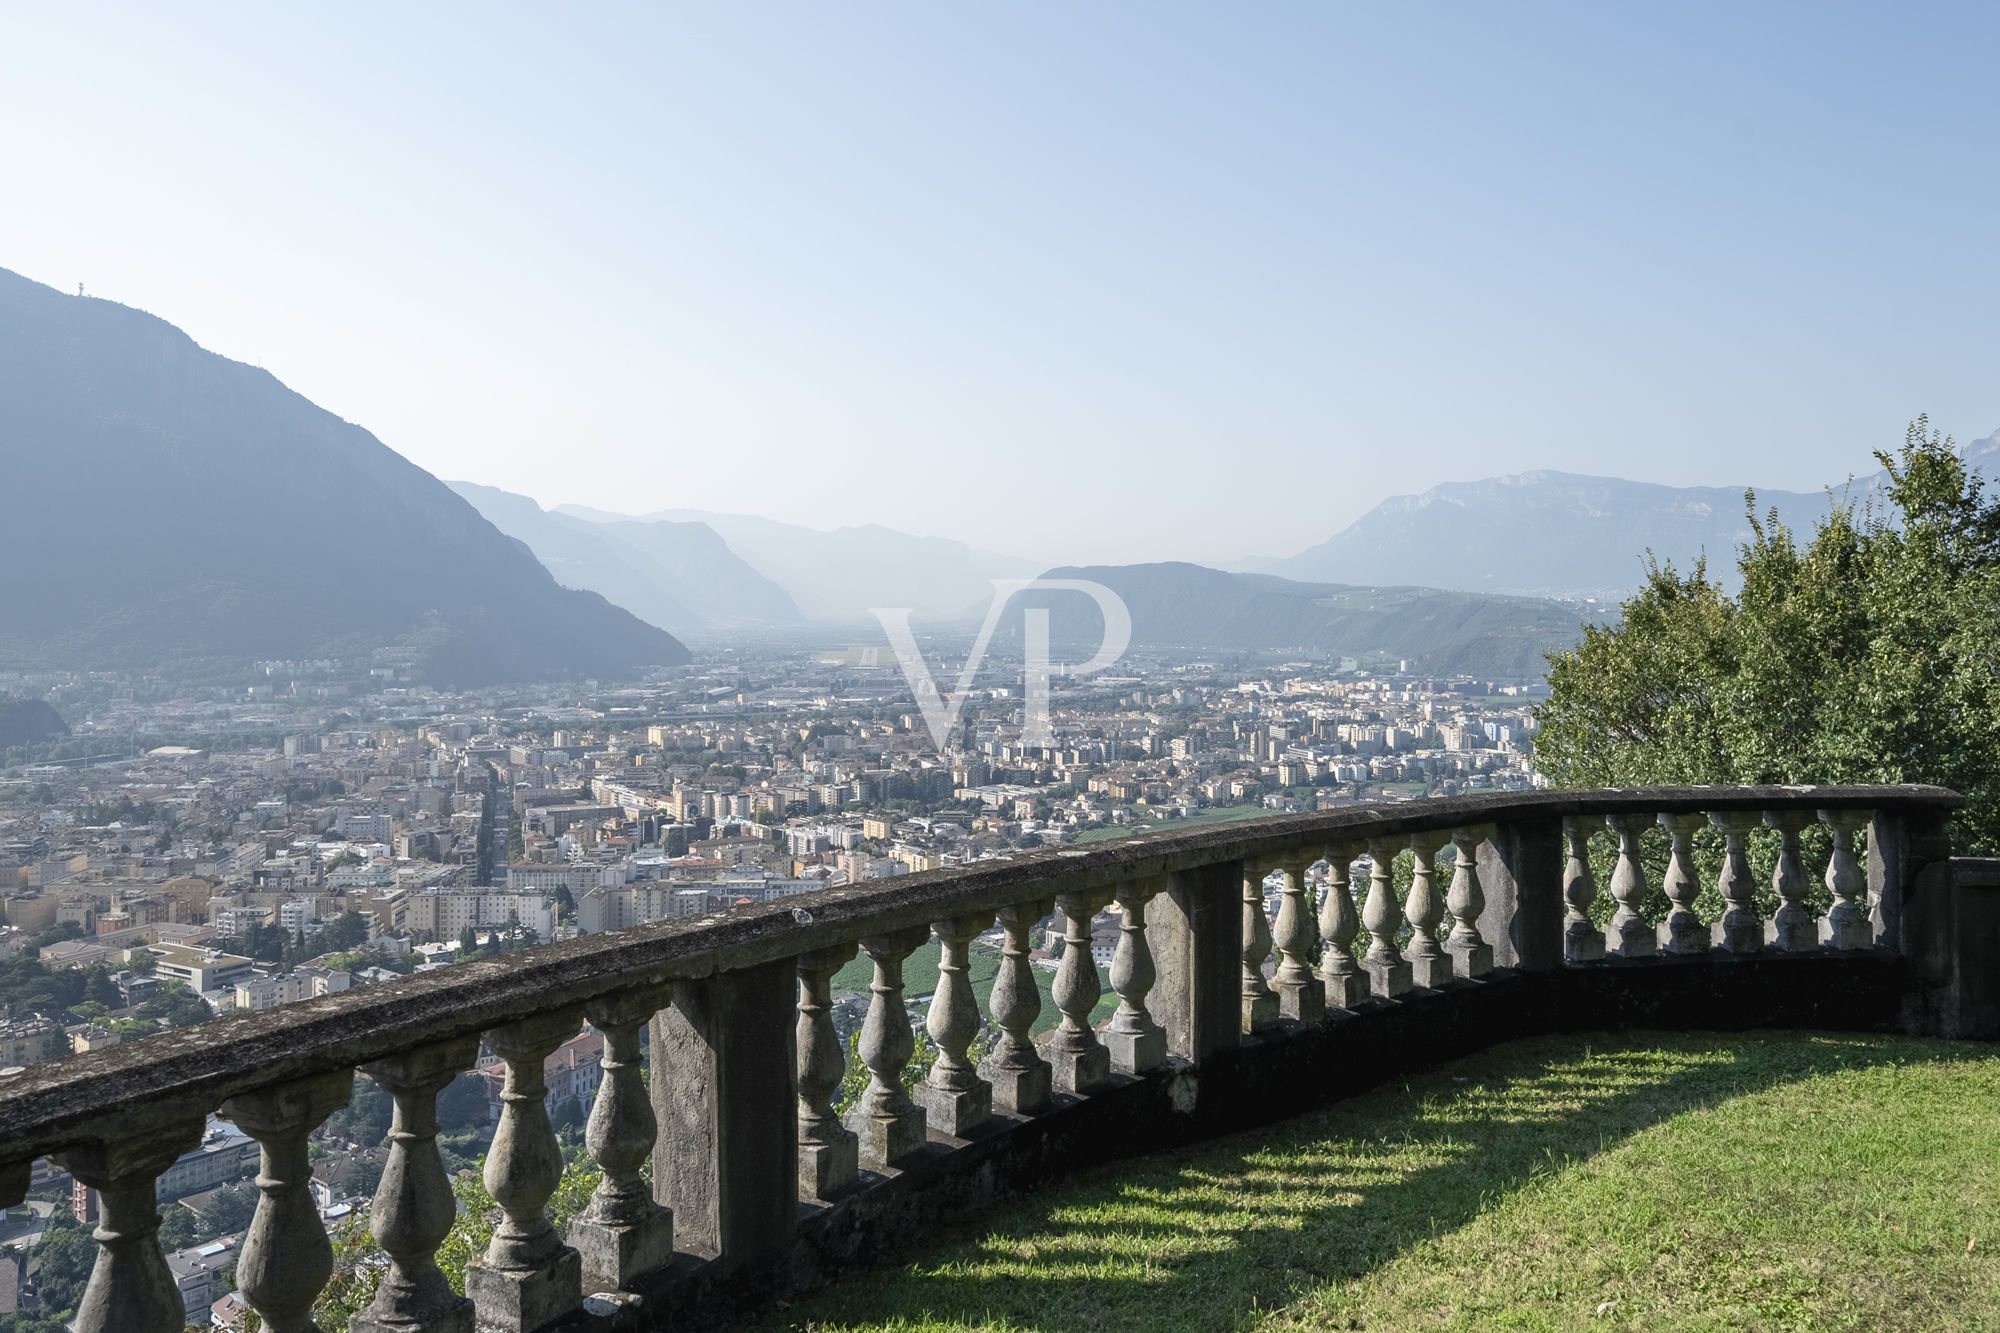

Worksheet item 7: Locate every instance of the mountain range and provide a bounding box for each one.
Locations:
[0,266,688,684]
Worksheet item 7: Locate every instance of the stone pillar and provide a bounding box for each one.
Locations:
[653,959,796,1270]
[979,898,1055,1114]
[1105,877,1167,1073]
[1476,817,1565,972]
[845,927,931,1165]
[354,1037,482,1333]
[467,1010,583,1333]
[917,913,995,1136]
[1271,855,1325,1021]
[1604,813,1657,958]
[1317,840,1370,1008]
[1361,838,1413,999]
[1656,812,1708,955]
[55,1118,206,1333]
[1240,864,1279,1032]
[1445,825,1494,979]
[1146,860,1242,1065]
[1045,890,1113,1093]
[572,984,675,1294]
[1820,810,1872,950]
[219,1070,354,1333]
[1403,831,1452,988]
[1710,811,1764,954]
[1559,817,1605,965]
[1766,811,1817,953]
[795,943,860,1198]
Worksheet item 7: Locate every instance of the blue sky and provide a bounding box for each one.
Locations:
[3,4,1996,565]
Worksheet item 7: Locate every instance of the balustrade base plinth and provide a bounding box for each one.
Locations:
[1564,927,1606,965]
[570,1207,673,1297]
[1363,957,1413,1000]
[1279,979,1326,1023]
[847,1105,928,1166]
[1242,993,1279,1033]
[1045,1040,1109,1095]
[1606,922,1657,959]
[1104,1025,1166,1074]
[1660,915,1709,955]
[1712,916,1764,954]
[1408,953,1454,989]
[1821,912,1873,951]
[980,1057,1052,1116]
[1322,971,1371,1009]
[1770,909,1816,952]
[465,1247,582,1333]
[799,1135,859,1199]
[1448,941,1494,980]
[914,1080,992,1137]
[351,1295,475,1333]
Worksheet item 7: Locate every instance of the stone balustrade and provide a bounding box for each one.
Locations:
[0,784,1986,1333]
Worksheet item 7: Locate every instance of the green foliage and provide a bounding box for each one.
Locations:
[1537,418,2000,851]
[198,1181,259,1237]
[435,1072,494,1135]
[19,1206,95,1326]
[326,1076,393,1146]
[138,979,214,1029]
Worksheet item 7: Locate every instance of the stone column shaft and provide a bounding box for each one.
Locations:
[573,984,675,1294]
[219,1070,354,1333]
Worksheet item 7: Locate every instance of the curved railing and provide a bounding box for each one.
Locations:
[0,784,1979,1333]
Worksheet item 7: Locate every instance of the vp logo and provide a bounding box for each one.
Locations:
[871,579,1131,752]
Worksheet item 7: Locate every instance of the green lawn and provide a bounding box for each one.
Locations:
[757,1030,2000,1332]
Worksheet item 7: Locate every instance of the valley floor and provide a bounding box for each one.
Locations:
[756,1029,2000,1332]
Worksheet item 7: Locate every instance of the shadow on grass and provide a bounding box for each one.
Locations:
[761,1029,1989,1332]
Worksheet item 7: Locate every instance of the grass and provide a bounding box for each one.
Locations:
[755,1030,2000,1332]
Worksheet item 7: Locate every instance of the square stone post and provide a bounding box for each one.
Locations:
[651,958,797,1271]
[1476,817,1564,972]
[1146,857,1242,1066]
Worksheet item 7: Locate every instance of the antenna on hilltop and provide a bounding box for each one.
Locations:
[77,282,85,297]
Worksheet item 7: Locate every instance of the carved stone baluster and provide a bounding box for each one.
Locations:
[354,1037,482,1333]
[1241,864,1279,1032]
[1361,837,1413,999]
[467,1010,584,1333]
[917,913,995,1135]
[573,983,675,1293]
[1562,817,1605,964]
[1317,840,1370,1008]
[1404,831,1452,988]
[1603,814,1657,958]
[1105,877,1166,1073]
[845,926,931,1164]
[979,898,1055,1115]
[1766,811,1817,952]
[1710,811,1764,953]
[54,1119,206,1333]
[1272,855,1325,1021]
[1047,890,1114,1092]
[1657,813,1708,955]
[795,942,860,1198]
[1820,809,1872,950]
[1445,824,1495,978]
[218,1071,354,1333]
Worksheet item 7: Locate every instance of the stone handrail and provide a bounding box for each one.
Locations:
[0,784,1973,1333]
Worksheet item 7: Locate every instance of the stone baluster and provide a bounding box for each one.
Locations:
[1710,811,1764,953]
[1445,824,1495,978]
[917,913,995,1135]
[1361,837,1413,998]
[795,942,860,1198]
[1317,841,1370,1008]
[467,1010,584,1333]
[1766,811,1817,952]
[1048,890,1114,1092]
[573,984,675,1293]
[354,1036,482,1333]
[979,898,1055,1115]
[1241,864,1279,1032]
[1404,831,1453,988]
[54,1119,206,1333]
[1562,817,1605,964]
[1657,813,1709,955]
[1820,809,1872,950]
[218,1070,355,1333]
[1603,814,1657,958]
[845,927,931,1164]
[1271,854,1325,1021]
[1105,877,1167,1073]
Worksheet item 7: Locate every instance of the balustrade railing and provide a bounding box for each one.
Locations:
[0,784,1976,1333]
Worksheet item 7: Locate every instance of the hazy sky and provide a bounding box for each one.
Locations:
[4,4,1997,566]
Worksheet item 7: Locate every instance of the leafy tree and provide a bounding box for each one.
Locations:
[197,1181,259,1238]
[138,979,214,1029]
[23,1206,96,1323]
[457,926,479,959]
[1537,418,2000,852]
[435,1072,492,1133]
[549,1095,585,1134]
